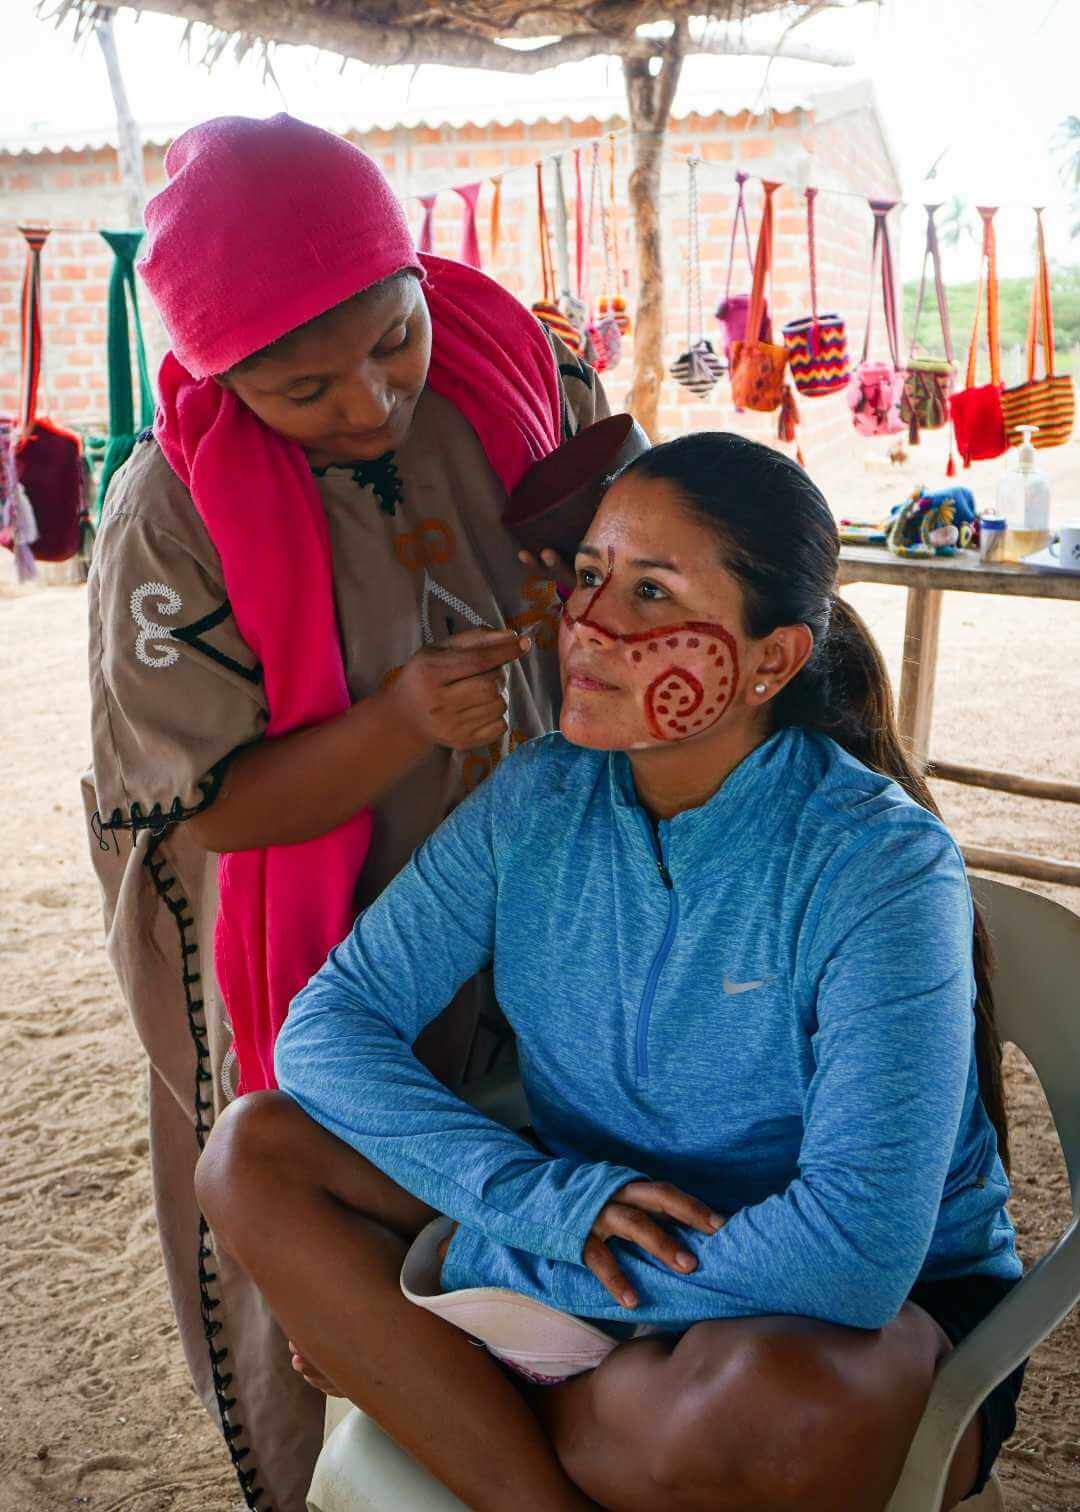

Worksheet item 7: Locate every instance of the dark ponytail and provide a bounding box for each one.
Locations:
[625,433,1009,1169]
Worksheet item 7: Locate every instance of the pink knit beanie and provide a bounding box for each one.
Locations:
[139,113,421,379]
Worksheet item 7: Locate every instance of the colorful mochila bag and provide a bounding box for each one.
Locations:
[1,225,91,572]
[1000,207,1075,449]
[901,204,955,444]
[949,207,1007,466]
[848,200,905,437]
[715,171,771,368]
[730,181,791,413]
[670,157,723,398]
[782,187,849,397]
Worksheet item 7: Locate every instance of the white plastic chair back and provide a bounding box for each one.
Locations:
[886,877,1080,1511]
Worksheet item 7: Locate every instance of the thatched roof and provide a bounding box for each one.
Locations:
[46,1,857,73]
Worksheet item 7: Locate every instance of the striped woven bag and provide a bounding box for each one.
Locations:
[1000,208,1075,449]
[901,205,955,443]
[782,188,849,397]
[670,159,723,399]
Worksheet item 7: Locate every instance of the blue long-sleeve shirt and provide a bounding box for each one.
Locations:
[275,728,1019,1332]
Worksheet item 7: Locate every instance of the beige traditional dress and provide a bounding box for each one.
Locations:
[84,354,608,1512]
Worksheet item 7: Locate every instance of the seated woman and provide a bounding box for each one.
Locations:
[196,433,1023,1512]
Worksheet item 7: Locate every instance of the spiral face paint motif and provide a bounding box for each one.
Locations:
[564,548,741,743]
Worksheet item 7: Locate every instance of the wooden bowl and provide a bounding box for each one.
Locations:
[502,413,650,559]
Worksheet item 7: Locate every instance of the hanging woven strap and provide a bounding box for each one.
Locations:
[17,226,50,441]
[454,183,483,270]
[597,142,616,305]
[418,194,437,255]
[574,149,585,298]
[746,180,779,351]
[1025,207,1055,382]
[607,134,625,288]
[724,172,755,301]
[97,228,154,513]
[535,163,556,303]
[489,175,503,265]
[685,157,705,347]
[965,206,1001,390]
[551,155,573,299]
[804,186,820,323]
[861,200,901,368]
[909,205,954,364]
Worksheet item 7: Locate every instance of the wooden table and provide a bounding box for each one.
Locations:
[838,546,1080,886]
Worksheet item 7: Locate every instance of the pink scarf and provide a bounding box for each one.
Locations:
[156,256,560,1093]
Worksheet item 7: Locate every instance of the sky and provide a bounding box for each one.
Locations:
[4,0,1079,279]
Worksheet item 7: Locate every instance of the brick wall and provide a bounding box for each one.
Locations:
[0,98,901,470]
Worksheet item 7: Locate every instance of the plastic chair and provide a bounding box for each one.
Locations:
[309,878,1080,1512]
[885,876,1080,1511]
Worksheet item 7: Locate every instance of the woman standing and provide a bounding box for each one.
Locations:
[84,113,605,1510]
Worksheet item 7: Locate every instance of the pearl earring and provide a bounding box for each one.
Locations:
[754,682,768,696]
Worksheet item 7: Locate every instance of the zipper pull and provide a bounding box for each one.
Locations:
[657,859,673,890]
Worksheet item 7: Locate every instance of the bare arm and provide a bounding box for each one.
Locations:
[188,628,532,853]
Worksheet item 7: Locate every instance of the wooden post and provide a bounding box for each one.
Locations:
[623,29,684,440]
[897,585,943,769]
[95,9,146,229]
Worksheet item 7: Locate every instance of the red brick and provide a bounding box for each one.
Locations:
[57,263,88,281]
[79,283,108,303]
[65,305,93,325]
[68,347,94,367]
[53,371,83,390]
[51,326,79,346]
[700,141,733,163]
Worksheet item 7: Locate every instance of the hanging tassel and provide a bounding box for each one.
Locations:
[418,194,437,255]
[778,384,800,443]
[795,442,807,470]
[908,411,920,447]
[454,183,483,270]
[945,449,957,478]
[489,176,503,266]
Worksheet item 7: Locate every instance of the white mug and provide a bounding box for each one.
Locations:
[1049,522,1080,568]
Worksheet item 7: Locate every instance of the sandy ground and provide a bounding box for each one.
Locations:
[1,430,1078,1511]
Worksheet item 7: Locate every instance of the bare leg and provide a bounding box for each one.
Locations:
[527,1306,982,1512]
[194,1092,595,1512]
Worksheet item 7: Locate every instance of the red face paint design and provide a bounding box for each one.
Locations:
[563,547,741,743]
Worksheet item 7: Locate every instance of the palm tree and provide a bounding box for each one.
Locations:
[938,195,974,251]
[1053,115,1080,193]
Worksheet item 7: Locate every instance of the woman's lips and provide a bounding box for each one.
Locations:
[568,671,620,692]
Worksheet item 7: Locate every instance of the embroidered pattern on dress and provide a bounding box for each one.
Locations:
[312,452,403,516]
[419,570,494,645]
[131,580,183,668]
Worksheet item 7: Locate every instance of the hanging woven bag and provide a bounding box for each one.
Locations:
[782,187,849,397]
[901,205,955,443]
[949,206,1007,464]
[716,172,772,368]
[1000,207,1075,448]
[730,180,791,415]
[670,159,723,398]
[847,200,905,437]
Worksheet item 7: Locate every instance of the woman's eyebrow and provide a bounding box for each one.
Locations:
[577,542,681,573]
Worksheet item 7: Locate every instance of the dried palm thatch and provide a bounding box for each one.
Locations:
[43,1,858,77]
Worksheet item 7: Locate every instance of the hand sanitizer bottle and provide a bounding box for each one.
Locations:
[997,426,1051,560]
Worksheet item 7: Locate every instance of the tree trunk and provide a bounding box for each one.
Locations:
[623,36,684,440]
[95,10,146,229]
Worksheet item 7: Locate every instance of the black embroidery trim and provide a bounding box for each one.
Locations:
[171,601,263,686]
[91,764,227,846]
[144,836,269,1510]
[559,357,595,392]
[312,451,403,516]
[135,426,155,444]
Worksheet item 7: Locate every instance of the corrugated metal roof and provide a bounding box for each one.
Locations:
[0,56,825,156]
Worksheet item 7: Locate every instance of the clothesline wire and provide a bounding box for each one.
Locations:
[1,122,1068,241]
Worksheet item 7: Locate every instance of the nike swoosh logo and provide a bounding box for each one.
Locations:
[723,976,769,995]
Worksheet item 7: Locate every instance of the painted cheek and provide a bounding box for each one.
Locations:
[623,623,740,741]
